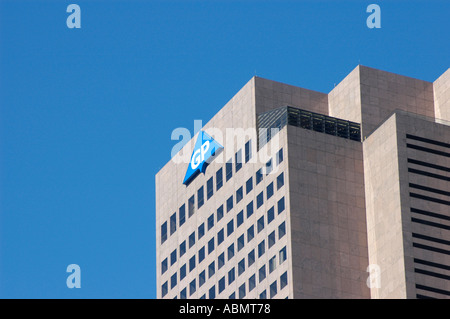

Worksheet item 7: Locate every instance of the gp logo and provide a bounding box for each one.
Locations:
[183,131,223,185]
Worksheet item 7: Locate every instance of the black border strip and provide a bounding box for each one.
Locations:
[416,294,437,299]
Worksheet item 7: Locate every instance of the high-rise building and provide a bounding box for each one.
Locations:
[155,65,450,299]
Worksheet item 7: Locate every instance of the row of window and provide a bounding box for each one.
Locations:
[161,195,286,275]
[160,146,284,244]
[161,188,287,298]
[161,244,288,299]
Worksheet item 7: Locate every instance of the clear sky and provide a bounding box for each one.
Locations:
[0,0,448,299]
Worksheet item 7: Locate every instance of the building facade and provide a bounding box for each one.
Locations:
[155,65,450,299]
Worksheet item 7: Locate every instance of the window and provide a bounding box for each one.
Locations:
[228,267,235,284]
[236,210,244,228]
[238,258,245,276]
[198,223,205,240]
[228,243,235,260]
[200,294,206,299]
[268,231,275,249]
[226,159,233,181]
[197,186,204,209]
[161,222,167,244]
[245,140,252,163]
[219,276,226,293]
[217,205,224,222]
[189,279,196,296]
[247,225,254,242]
[279,222,286,239]
[267,206,275,224]
[235,149,242,172]
[248,249,255,267]
[280,272,288,290]
[277,172,284,190]
[258,240,265,257]
[257,191,264,209]
[276,148,283,166]
[249,274,256,292]
[227,195,233,212]
[246,201,254,218]
[218,252,225,269]
[259,290,266,299]
[198,246,205,264]
[239,283,246,299]
[189,231,195,248]
[269,255,276,273]
[265,159,273,176]
[207,177,214,200]
[188,195,195,217]
[237,234,245,251]
[278,197,285,214]
[229,292,235,299]
[208,285,216,299]
[256,168,263,185]
[170,249,177,266]
[257,216,265,233]
[270,280,277,298]
[180,264,186,280]
[227,220,234,237]
[170,273,177,289]
[259,265,266,282]
[216,168,223,191]
[217,228,224,246]
[208,238,215,255]
[246,177,253,194]
[279,246,287,264]
[179,241,186,257]
[189,256,196,272]
[207,213,214,231]
[208,261,215,278]
[236,186,243,203]
[199,270,206,287]
[162,281,168,297]
[170,212,177,236]
[179,204,186,227]
[161,258,168,275]
[180,287,186,299]
[266,182,274,200]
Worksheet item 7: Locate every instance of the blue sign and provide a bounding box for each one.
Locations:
[183,131,223,185]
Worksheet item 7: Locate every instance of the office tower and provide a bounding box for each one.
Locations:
[155,65,450,299]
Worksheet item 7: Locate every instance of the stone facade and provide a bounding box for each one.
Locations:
[155,65,449,299]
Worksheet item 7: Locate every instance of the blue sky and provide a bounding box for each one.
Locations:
[0,0,448,298]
